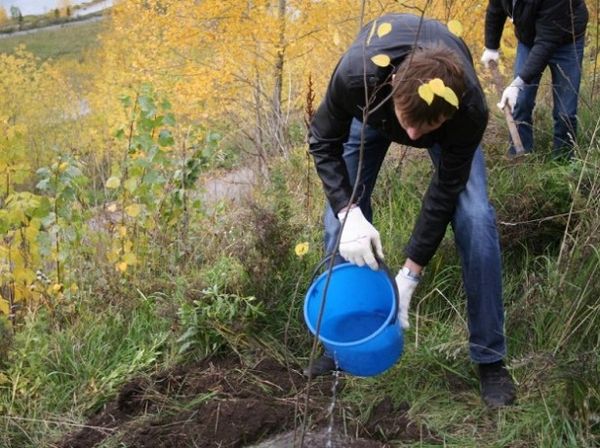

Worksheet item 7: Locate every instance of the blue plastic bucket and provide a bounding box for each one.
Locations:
[304,262,403,377]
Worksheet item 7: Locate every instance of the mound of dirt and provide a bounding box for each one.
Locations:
[58,356,438,448]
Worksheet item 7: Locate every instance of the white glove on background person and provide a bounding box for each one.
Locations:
[395,268,420,329]
[480,48,500,68]
[337,206,384,270]
[497,77,525,113]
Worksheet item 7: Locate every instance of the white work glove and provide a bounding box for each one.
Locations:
[395,268,420,329]
[337,206,384,270]
[497,77,525,113]
[480,48,500,69]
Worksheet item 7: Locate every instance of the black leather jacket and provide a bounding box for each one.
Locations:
[309,14,488,266]
[485,0,588,83]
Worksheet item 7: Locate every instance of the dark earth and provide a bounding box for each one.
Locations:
[58,356,440,448]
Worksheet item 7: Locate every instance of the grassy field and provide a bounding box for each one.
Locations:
[0,18,105,61]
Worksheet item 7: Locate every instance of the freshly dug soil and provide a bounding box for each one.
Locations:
[58,356,439,448]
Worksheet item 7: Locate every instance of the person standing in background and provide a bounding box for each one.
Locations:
[481,0,588,159]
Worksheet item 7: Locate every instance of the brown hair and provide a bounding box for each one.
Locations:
[392,46,466,127]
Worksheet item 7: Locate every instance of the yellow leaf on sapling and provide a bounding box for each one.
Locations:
[371,54,390,67]
[124,177,139,193]
[428,78,446,95]
[123,252,137,265]
[24,222,39,242]
[377,22,392,38]
[0,298,9,315]
[125,204,142,218]
[13,267,35,284]
[108,247,120,263]
[106,177,121,189]
[417,84,434,105]
[441,86,459,107]
[447,20,463,37]
[333,29,340,46]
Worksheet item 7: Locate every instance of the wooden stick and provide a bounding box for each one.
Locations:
[488,60,527,157]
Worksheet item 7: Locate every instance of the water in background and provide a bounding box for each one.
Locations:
[0,0,113,16]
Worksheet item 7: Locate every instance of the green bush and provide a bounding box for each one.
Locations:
[176,286,264,357]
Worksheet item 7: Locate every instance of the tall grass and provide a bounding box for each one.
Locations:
[0,292,173,447]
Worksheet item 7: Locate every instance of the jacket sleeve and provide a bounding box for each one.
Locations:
[484,0,507,50]
[404,111,485,266]
[308,67,356,214]
[518,0,576,83]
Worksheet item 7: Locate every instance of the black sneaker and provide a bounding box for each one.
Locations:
[478,360,517,408]
[303,355,337,378]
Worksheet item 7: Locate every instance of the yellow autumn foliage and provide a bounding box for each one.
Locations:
[0,48,76,178]
[85,0,511,149]
[89,1,398,134]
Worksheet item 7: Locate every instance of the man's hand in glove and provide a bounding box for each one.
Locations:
[395,264,422,329]
[337,205,384,270]
[480,48,499,69]
[498,77,525,113]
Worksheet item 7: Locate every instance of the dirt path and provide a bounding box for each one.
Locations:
[200,167,257,210]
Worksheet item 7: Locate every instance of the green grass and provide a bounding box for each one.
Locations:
[0,18,105,61]
[0,292,174,447]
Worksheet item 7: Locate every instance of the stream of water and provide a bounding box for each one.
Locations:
[325,368,340,448]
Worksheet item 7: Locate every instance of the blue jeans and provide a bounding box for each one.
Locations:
[511,37,585,158]
[324,119,506,363]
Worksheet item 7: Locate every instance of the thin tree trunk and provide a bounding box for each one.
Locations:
[254,63,268,175]
[359,0,366,29]
[272,0,288,156]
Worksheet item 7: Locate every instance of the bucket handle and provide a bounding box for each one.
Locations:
[309,253,400,322]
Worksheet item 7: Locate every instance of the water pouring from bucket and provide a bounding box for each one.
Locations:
[304,260,403,377]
